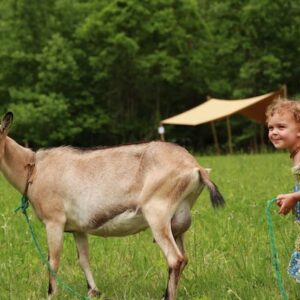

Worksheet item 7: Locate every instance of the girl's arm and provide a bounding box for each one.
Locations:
[277,192,300,215]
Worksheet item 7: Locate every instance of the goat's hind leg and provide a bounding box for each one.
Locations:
[143,204,185,300]
[175,235,188,275]
[73,232,100,297]
[171,206,191,275]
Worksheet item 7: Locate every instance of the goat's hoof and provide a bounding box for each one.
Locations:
[88,288,101,298]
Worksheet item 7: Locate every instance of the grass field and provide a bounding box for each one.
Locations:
[0,152,299,300]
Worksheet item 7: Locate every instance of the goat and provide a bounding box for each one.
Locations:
[0,112,224,299]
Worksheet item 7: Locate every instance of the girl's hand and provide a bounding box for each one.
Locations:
[276,193,298,215]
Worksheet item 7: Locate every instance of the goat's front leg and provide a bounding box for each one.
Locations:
[73,232,101,297]
[46,221,64,298]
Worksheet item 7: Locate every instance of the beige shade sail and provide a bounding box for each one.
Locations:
[161,89,284,126]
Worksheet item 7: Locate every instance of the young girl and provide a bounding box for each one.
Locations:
[266,98,300,282]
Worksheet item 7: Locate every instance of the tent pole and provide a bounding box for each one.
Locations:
[226,117,233,154]
[282,84,288,98]
[253,133,258,153]
[259,124,266,151]
[207,95,221,155]
[210,121,221,155]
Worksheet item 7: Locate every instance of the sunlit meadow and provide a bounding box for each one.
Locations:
[0,153,299,299]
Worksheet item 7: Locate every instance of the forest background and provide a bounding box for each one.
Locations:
[0,0,300,152]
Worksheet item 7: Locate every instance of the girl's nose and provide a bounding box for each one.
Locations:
[271,128,279,135]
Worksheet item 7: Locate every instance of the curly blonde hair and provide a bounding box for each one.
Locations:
[266,98,300,123]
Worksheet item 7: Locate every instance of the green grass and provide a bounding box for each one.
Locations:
[0,153,299,299]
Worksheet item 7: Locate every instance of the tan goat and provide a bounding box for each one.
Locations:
[0,112,224,300]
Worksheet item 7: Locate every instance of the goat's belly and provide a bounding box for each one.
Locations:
[88,209,149,237]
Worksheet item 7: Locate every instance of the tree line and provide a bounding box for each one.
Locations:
[0,0,299,152]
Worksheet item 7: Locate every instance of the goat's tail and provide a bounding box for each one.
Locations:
[198,168,225,208]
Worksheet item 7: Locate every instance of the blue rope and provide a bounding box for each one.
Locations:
[266,197,289,300]
[15,195,89,300]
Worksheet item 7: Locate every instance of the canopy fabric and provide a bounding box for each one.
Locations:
[161,89,284,126]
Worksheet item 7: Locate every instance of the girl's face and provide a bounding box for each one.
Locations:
[268,112,300,152]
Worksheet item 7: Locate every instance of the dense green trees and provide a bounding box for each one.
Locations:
[0,0,299,151]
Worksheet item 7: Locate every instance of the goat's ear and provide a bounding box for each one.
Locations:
[1,112,13,134]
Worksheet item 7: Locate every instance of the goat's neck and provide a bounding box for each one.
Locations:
[0,137,35,194]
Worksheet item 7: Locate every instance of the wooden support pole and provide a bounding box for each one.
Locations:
[259,124,266,151]
[282,84,287,98]
[210,121,221,155]
[226,116,233,154]
[207,96,221,155]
